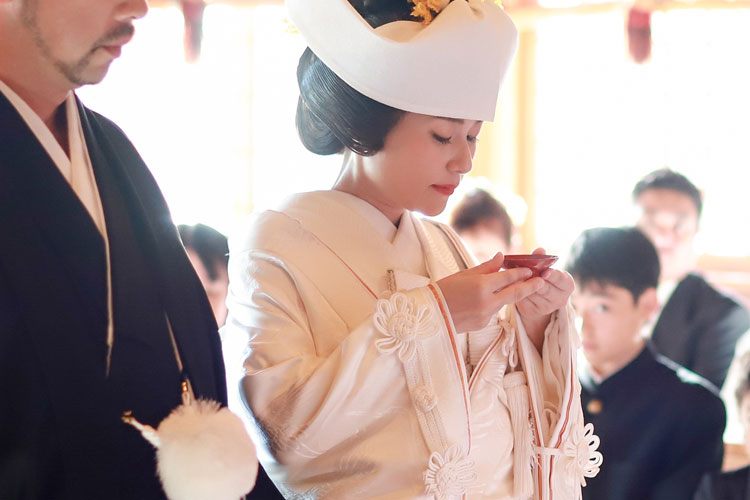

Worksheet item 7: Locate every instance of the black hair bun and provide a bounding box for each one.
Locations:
[295,96,344,155]
[295,48,345,155]
[350,0,415,27]
[295,48,404,157]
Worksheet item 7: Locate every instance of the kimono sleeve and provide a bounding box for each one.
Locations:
[222,241,456,472]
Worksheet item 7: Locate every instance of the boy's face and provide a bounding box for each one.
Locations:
[571,281,657,375]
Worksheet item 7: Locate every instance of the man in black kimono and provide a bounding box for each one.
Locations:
[567,227,726,500]
[633,169,750,389]
[0,1,280,498]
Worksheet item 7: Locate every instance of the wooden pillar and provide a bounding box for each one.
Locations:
[515,27,537,251]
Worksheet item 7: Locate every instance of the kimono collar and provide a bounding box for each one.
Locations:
[0,81,106,236]
[580,345,651,393]
[327,189,398,242]
[0,80,70,176]
[328,190,428,278]
[279,190,433,296]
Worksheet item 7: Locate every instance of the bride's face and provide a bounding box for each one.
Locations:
[351,112,482,223]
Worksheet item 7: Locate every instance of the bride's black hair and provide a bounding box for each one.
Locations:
[295,0,416,156]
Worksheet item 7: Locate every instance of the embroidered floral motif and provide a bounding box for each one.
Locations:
[563,423,603,486]
[373,292,438,362]
[412,385,439,412]
[424,444,476,499]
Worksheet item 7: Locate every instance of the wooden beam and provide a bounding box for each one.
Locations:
[148,0,283,7]
[508,0,750,29]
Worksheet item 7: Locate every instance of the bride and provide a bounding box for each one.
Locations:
[223,0,601,498]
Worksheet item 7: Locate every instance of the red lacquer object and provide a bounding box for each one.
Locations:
[501,254,558,277]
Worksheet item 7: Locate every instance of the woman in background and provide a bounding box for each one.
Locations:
[450,187,516,260]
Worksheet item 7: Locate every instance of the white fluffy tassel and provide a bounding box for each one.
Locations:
[124,399,258,500]
[503,371,534,500]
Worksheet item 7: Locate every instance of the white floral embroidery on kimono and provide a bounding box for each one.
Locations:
[223,190,599,499]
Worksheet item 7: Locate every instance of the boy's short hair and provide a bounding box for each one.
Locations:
[632,168,703,217]
[566,227,660,302]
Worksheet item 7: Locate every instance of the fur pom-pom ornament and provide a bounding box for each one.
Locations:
[122,392,258,500]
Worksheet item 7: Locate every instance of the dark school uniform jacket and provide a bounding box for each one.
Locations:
[580,346,726,500]
[697,466,750,500]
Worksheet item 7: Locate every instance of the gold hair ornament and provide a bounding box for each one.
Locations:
[409,0,504,25]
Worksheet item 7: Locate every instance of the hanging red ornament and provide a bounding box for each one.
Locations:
[627,7,652,64]
[181,0,206,63]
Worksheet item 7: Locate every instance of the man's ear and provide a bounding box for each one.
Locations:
[636,287,659,326]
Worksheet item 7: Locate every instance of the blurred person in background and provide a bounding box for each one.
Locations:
[179,223,230,327]
[697,351,750,500]
[634,168,749,389]
[567,226,725,500]
[449,187,515,260]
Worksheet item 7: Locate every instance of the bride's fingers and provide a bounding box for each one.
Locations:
[492,278,544,306]
[540,269,574,291]
[482,267,533,293]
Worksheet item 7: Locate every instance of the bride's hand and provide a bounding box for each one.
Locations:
[437,254,544,333]
[515,248,574,348]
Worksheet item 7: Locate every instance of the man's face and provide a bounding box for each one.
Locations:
[572,281,656,376]
[635,188,699,282]
[18,0,147,87]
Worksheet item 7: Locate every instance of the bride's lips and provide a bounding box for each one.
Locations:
[432,184,457,196]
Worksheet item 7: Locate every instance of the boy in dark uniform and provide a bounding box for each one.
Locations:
[567,227,726,500]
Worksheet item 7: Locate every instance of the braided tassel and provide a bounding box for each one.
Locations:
[504,371,534,499]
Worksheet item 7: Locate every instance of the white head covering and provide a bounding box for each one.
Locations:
[287,0,518,122]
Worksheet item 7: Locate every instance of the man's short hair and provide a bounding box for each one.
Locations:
[566,227,660,302]
[632,168,703,217]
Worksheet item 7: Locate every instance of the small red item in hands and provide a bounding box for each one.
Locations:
[501,254,558,277]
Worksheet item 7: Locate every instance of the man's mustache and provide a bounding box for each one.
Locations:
[96,23,136,47]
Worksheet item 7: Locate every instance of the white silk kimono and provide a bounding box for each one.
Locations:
[223,190,601,500]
